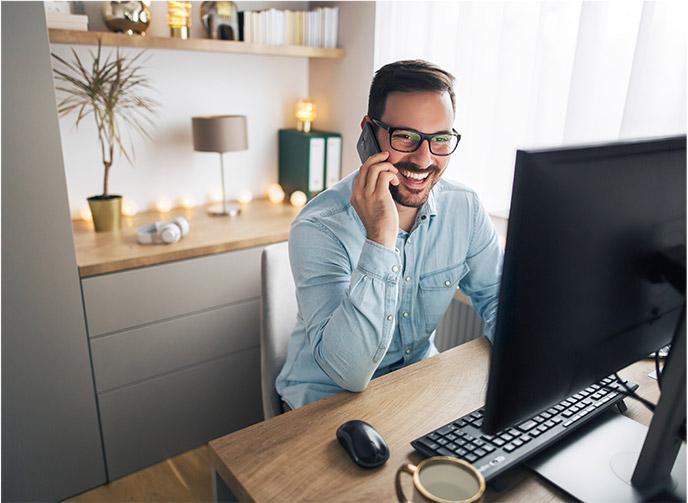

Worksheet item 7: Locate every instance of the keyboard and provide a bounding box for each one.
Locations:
[411,376,639,481]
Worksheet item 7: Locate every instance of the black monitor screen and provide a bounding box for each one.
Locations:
[483,136,686,434]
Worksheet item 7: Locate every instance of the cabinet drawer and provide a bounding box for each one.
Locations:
[98,347,262,481]
[91,299,259,392]
[82,246,263,336]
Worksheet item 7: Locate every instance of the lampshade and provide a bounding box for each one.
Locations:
[192,115,248,153]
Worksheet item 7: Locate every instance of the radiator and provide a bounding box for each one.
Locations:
[434,298,485,352]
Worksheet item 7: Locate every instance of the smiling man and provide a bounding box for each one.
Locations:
[276,60,502,410]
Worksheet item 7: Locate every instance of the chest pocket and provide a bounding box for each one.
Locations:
[419,263,468,334]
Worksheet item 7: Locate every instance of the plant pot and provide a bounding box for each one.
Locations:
[88,195,122,232]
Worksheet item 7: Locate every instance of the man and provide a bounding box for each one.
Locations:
[276,60,502,410]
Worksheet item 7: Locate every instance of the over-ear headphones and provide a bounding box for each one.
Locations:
[137,217,190,245]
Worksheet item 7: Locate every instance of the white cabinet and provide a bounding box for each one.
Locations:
[82,246,265,480]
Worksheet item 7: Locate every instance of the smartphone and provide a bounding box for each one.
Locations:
[356,122,382,164]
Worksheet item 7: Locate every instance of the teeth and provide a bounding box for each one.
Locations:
[401,170,430,181]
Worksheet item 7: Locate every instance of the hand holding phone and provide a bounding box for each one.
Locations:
[351,124,400,249]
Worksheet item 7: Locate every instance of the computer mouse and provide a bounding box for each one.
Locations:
[336,419,390,468]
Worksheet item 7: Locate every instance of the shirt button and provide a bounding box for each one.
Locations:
[403,312,409,318]
[392,265,400,273]
[444,280,452,287]
[387,314,393,321]
[420,215,427,220]
[405,276,412,282]
[405,348,411,355]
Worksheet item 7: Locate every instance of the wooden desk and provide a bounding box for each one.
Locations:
[209,338,658,502]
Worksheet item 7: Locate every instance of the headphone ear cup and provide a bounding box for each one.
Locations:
[171,216,190,237]
[159,223,181,244]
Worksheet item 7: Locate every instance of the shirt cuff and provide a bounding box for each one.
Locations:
[355,238,402,282]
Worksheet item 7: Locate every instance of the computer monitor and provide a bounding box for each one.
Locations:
[482,135,686,500]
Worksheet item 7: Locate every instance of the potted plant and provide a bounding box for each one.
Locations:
[52,41,157,231]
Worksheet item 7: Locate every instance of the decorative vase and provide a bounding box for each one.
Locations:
[200,1,239,40]
[88,195,122,232]
[102,1,151,36]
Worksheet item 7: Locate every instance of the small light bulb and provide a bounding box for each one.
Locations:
[156,199,172,213]
[179,195,196,209]
[237,190,253,204]
[80,205,93,222]
[290,191,307,208]
[122,200,138,217]
[207,189,223,204]
[267,183,285,204]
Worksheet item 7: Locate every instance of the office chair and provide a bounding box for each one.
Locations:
[260,241,297,419]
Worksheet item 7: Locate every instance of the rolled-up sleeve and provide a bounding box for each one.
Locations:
[460,194,503,342]
[289,220,401,392]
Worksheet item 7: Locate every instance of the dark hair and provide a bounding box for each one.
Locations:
[367,60,456,120]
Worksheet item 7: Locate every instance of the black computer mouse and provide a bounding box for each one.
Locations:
[336,419,390,468]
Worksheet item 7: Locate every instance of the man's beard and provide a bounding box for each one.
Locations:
[389,161,440,208]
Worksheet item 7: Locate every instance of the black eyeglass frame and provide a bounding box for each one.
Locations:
[370,118,461,156]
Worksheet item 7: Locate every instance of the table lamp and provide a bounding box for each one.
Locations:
[192,115,248,216]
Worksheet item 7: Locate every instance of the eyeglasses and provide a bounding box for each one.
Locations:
[371,118,461,156]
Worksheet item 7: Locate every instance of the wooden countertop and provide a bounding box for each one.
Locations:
[72,199,300,277]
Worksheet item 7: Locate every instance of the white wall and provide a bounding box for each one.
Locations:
[309,2,377,177]
[54,1,310,217]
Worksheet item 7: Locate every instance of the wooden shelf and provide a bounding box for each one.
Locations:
[72,199,300,277]
[48,29,344,59]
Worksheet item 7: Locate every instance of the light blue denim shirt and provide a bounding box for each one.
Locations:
[276,172,502,409]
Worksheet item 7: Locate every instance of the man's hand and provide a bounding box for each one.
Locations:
[350,151,400,249]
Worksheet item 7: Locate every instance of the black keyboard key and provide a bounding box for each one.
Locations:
[455,448,467,457]
[455,438,466,447]
[465,453,478,463]
[463,434,475,441]
[453,420,467,428]
[437,438,448,445]
[481,434,495,441]
[474,448,487,458]
[503,443,516,453]
[437,447,455,457]
[446,443,458,451]
[518,420,537,432]
[445,433,457,441]
[492,438,506,447]
[464,443,476,452]
[483,444,496,453]
[473,439,485,447]
[418,438,440,451]
[437,425,457,436]
[471,411,483,419]
[428,432,440,441]
[473,419,483,428]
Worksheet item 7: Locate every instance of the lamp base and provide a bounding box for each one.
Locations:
[207,203,240,217]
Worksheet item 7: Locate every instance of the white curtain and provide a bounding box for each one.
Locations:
[374,1,687,213]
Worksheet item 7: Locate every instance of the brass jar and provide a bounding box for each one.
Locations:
[88,195,122,232]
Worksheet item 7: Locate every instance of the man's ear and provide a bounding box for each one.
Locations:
[360,115,371,129]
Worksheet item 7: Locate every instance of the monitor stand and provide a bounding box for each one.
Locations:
[526,410,686,502]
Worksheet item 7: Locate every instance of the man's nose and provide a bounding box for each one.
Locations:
[405,138,434,168]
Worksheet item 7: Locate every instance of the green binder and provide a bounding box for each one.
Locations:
[278,129,343,200]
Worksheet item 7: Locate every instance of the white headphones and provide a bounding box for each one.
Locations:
[137,217,190,245]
